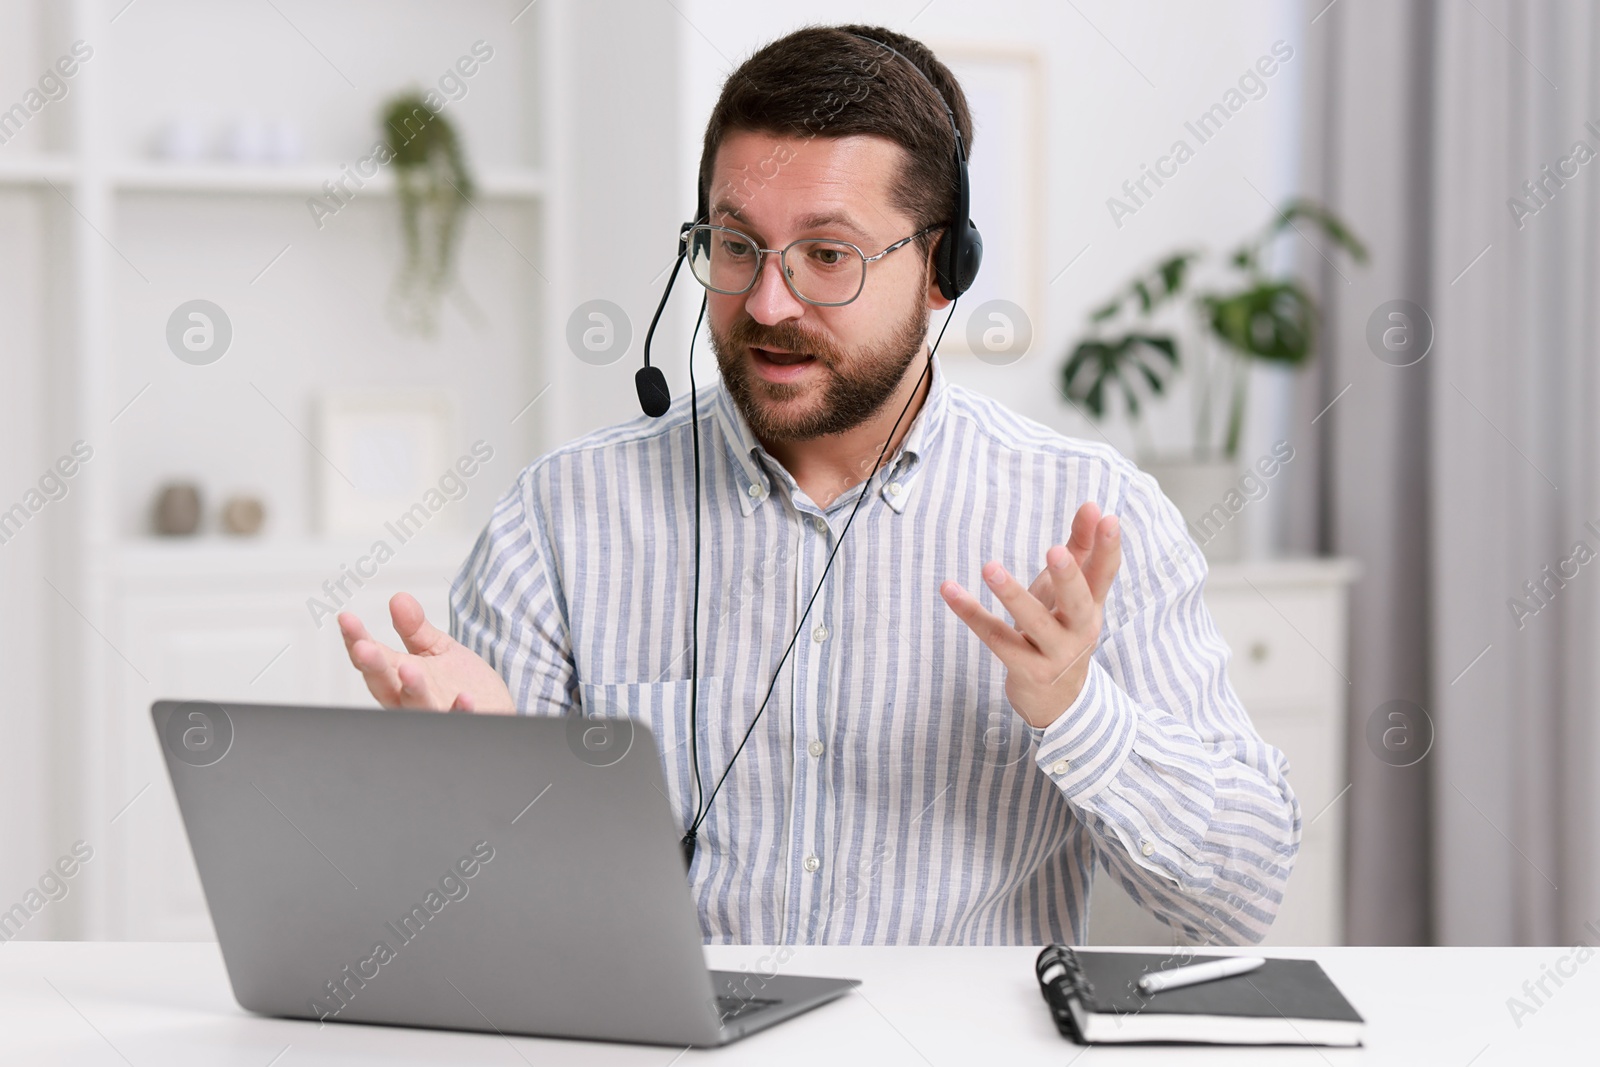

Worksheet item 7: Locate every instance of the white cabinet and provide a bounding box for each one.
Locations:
[85,546,1355,943]
[5,0,563,941]
[1087,558,1358,947]
[88,537,470,940]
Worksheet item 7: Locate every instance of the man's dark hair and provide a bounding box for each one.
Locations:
[697,24,974,260]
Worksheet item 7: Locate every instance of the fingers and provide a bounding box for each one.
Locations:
[337,611,374,656]
[1027,561,1057,609]
[339,612,395,677]
[1068,500,1102,567]
[984,561,1074,657]
[941,559,1070,662]
[1081,514,1122,603]
[338,612,404,705]
[396,659,445,711]
[1066,502,1122,604]
[390,592,448,657]
[939,578,1034,666]
[338,606,456,712]
[1046,544,1095,628]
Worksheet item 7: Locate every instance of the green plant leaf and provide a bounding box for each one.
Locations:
[1083,251,1201,326]
[1062,333,1179,421]
[1202,281,1317,364]
[1127,332,1177,365]
[1157,253,1194,295]
[1269,198,1370,263]
[1133,359,1165,394]
[1119,372,1142,417]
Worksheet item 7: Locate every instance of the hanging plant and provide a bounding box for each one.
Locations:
[380,92,476,337]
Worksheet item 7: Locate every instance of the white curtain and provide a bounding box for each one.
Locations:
[1431,0,1600,945]
[1292,0,1600,944]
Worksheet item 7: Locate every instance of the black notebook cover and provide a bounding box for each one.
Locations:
[1036,946,1365,1045]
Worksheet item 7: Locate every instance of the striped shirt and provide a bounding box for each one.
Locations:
[449,351,1301,946]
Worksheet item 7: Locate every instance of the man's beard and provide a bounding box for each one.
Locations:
[709,294,930,444]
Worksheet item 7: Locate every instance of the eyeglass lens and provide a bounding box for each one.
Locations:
[687,226,865,305]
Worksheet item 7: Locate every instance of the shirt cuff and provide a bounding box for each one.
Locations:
[1028,659,1139,803]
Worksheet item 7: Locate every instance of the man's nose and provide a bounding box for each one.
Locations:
[744,250,806,325]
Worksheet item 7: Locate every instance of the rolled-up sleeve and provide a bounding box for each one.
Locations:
[1029,463,1302,945]
[449,461,579,718]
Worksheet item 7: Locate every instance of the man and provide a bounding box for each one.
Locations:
[338,24,1300,947]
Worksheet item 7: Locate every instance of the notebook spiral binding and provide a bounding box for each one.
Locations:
[1035,944,1095,1041]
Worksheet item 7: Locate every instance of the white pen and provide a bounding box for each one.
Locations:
[1137,955,1267,995]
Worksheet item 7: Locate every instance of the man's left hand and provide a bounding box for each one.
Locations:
[938,501,1123,729]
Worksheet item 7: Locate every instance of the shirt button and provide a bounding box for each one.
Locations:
[813,517,827,533]
[1140,840,1155,857]
[803,855,821,872]
[812,624,828,643]
[1051,759,1070,775]
[747,483,763,499]
[808,740,824,757]
[888,481,903,496]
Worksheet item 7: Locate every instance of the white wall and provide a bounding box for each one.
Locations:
[0,0,1313,937]
[546,0,685,444]
[0,0,576,938]
[0,0,82,939]
[99,0,545,540]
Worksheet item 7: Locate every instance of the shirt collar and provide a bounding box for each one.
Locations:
[713,349,950,517]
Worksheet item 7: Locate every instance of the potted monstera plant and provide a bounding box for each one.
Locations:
[1061,200,1366,561]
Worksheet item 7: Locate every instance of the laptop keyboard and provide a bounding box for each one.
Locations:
[717,995,781,1022]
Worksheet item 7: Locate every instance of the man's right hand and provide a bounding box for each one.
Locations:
[338,592,515,713]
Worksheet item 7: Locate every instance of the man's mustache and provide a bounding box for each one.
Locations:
[724,321,837,364]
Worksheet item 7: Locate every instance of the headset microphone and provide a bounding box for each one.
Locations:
[634,32,981,873]
[637,224,694,418]
[635,356,671,419]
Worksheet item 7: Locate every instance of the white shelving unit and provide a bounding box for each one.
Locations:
[0,152,76,183]
[0,0,586,939]
[106,161,547,198]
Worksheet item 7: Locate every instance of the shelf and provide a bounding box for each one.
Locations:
[1205,557,1361,589]
[0,157,546,199]
[8,0,562,945]
[0,154,76,187]
[108,532,478,577]
[108,161,545,199]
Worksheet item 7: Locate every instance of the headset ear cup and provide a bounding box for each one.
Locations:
[935,222,983,301]
[934,229,957,301]
[958,221,983,297]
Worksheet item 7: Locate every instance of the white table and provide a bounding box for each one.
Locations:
[0,942,1587,1063]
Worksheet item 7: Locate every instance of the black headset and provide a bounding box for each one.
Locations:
[634,32,981,873]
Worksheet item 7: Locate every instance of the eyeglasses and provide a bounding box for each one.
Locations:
[682,222,942,307]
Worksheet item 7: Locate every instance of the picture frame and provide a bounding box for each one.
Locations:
[314,390,456,537]
[927,45,1047,358]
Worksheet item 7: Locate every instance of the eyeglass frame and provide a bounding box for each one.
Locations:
[680,221,946,308]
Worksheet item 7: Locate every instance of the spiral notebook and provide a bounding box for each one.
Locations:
[1034,946,1365,1046]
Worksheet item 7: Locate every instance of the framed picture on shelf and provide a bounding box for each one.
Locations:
[926,45,1046,359]
[314,391,456,537]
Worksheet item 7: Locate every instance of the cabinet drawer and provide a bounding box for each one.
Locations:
[1204,586,1346,710]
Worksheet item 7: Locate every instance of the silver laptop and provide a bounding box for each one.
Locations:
[152,699,859,1047]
